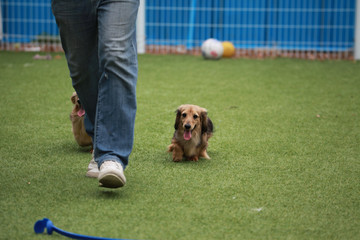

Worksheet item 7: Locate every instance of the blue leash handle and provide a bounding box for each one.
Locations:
[34,218,130,240]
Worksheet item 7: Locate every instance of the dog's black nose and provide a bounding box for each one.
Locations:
[185,124,191,130]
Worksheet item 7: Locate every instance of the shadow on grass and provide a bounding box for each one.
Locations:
[49,140,93,157]
[163,150,219,168]
[65,142,93,154]
[94,188,128,199]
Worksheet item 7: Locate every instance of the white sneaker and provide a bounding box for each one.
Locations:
[86,158,99,178]
[98,161,126,188]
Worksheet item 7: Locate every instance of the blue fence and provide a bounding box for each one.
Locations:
[1,0,58,43]
[146,0,356,52]
[1,0,357,53]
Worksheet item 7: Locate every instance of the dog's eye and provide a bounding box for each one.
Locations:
[182,113,187,118]
[193,115,198,119]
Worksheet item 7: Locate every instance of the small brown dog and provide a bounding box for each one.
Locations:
[168,104,213,162]
[70,92,92,147]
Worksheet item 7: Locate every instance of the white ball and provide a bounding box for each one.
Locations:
[201,38,224,60]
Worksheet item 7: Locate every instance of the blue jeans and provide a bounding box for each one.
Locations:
[52,0,139,168]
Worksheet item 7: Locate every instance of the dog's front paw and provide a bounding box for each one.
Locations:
[173,158,182,162]
[189,156,199,162]
[172,150,183,162]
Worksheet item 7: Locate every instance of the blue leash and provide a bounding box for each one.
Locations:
[34,218,131,240]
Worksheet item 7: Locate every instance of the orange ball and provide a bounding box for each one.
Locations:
[222,41,235,58]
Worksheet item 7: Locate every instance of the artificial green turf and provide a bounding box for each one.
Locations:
[0,52,359,239]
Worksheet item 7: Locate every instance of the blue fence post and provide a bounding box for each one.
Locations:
[186,0,197,50]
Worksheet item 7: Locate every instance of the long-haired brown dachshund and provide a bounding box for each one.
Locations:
[70,92,92,147]
[168,104,213,162]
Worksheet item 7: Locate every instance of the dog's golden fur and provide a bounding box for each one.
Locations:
[168,104,213,162]
[70,92,92,147]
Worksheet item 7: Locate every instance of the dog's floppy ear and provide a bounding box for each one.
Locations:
[200,109,208,134]
[174,109,181,130]
[201,109,213,134]
[71,92,77,104]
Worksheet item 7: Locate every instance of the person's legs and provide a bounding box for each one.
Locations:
[95,0,139,169]
[51,0,99,139]
[52,0,139,187]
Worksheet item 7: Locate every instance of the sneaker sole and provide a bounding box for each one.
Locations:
[98,174,125,188]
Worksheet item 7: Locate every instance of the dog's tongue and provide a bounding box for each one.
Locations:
[184,130,192,141]
[77,108,85,117]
